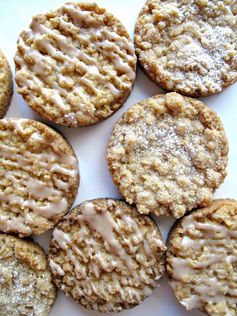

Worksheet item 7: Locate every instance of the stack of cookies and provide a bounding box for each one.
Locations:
[0,1,236,315]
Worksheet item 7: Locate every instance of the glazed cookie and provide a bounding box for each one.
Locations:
[107,93,228,218]
[0,118,79,237]
[14,2,137,127]
[48,198,166,312]
[0,49,13,117]
[166,199,237,316]
[134,0,237,97]
[0,233,56,315]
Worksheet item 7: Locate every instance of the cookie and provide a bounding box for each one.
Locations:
[0,49,13,117]
[0,233,56,315]
[134,0,237,97]
[0,118,79,237]
[14,2,137,127]
[166,199,237,316]
[107,92,228,218]
[48,198,166,312]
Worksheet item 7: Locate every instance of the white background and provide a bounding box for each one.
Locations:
[0,1,236,315]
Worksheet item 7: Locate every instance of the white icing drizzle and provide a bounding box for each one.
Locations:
[0,142,75,177]
[25,213,33,224]
[170,207,237,311]
[30,132,43,142]
[53,178,69,190]
[50,200,165,307]
[61,5,98,27]
[52,229,86,279]
[170,257,196,279]
[25,177,61,199]
[0,135,76,177]
[181,295,202,310]
[0,119,78,231]
[26,198,68,219]
[0,118,27,134]
[0,192,68,219]
[78,202,139,281]
[0,215,32,235]
[49,260,65,276]
[41,88,69,110]
[48,198,168,312]
[15,3,136,123]
[182,213,237,239]
[50,163,77,177]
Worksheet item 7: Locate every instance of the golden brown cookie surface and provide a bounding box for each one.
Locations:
[0,118,79,236]
[0,49,12,117]
[134,0,237,96]
[0,233,56,316]
[15,2,137,127]
[166,199,237,316]
[49,198,166,312]
[107,93,228,218]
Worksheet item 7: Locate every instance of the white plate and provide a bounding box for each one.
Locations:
[0,1,236,315]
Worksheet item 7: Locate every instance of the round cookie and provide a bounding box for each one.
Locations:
[14,2,137,127]
[134,0,237,97]
[0,233,56,315]
[107,92,228,218]
[0,49,13,117]
[166,199,237,316]
[0,118,79,237]
[48,198,166,312]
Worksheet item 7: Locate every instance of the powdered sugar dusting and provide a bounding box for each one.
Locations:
[108,94,228,217]
[135,0,237,96]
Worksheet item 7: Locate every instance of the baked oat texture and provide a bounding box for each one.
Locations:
[0,118,79,237]
[134,0,237,97]
[14,2,137,127]
[48,198,166,312]
[107,92,228,218]
[166,199,237,316]
[0,49,13,117]
[0,233,56,316]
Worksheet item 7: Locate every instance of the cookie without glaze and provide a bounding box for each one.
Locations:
[15,2,137,127]
[0,118,79,237]
[0,49,13,117]
[0,233,56,316]
[166,199,237,316]
[107,93,228,218]
[134,0,237,97]
[49,198,166,312]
